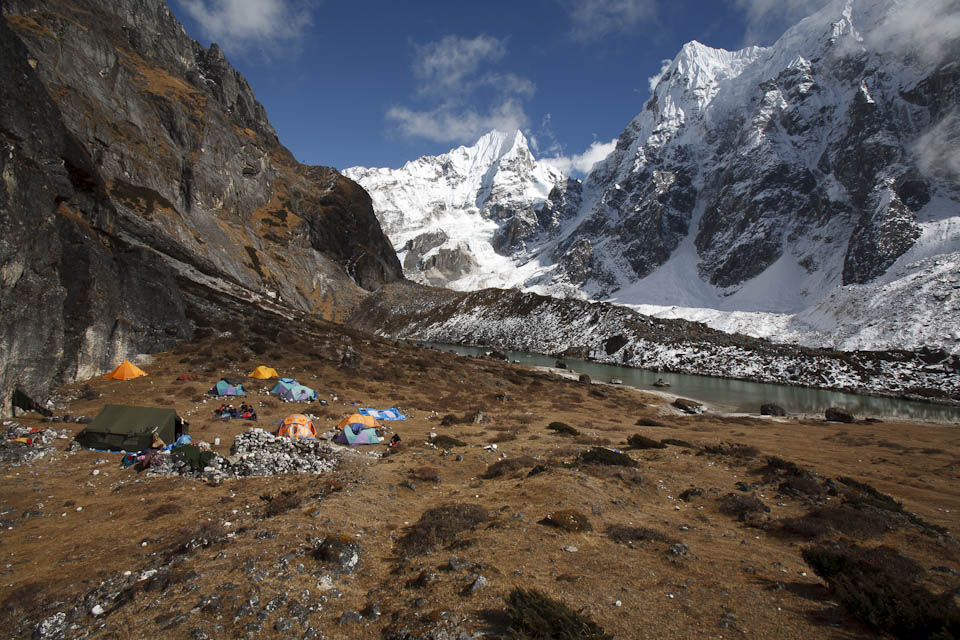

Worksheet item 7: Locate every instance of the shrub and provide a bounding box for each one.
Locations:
[546,422,579,436]
[431,435,467,448]
[483,456,536,479]
[660,438,696,449]
[702,442,761,458]
[718,493,769,521]
[606,525,676,545]
[504,588,612,640]
[262,490,303,518]
[411,467,441,483]
[773,506,892,540]
[395,504,489,555]
[778,476,823,497]
[802,543,960,638]
[627,434,667,449]
[635,418,665,427]
[537,510,592,532]
[579,447,637,467]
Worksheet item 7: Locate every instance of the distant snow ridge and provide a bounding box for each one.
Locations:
[344,130,565,290]
[349,0,960,353]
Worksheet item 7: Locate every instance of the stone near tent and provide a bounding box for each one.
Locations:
[673,398,705,414]
[761,403,787,417]
[825,407,855,423]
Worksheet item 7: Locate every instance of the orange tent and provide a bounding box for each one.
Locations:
[104,360,147,380]
[337,413,380,430]
[277,414,317,439]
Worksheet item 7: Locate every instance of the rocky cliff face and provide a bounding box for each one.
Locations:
[0,0,402,416]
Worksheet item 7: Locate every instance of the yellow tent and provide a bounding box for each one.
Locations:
[104,360,147,380]
[249,365,279,379]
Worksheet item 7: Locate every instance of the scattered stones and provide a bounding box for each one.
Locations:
[313,536,362,574]
[673,398,705,414]
[466,575,488,594]
[338,610,363,624]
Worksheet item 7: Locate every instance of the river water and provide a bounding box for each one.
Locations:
[426,343,960,424]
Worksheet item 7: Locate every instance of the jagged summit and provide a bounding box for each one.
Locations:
[344,129,564,288]
[351,0,960,352]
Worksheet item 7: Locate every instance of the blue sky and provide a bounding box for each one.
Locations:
[169,0,830,173]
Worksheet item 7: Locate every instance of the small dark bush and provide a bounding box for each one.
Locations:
[719,493,769,521]
[678,487,705,502]
[440,413,460,426]
[636,418,665,426]
[702,442,761,458]
[546,422,579,436]
[491,432,518,443]
[579,447,637,467]
[778,476,823,497]
[773,506,892,540]
[262,490,303,518]
[145,503,183,520]
[395,504,489,555]
[627,434,667,449]
[661,438,696,449]
[538,510,592,532]
[483,456,536,479]
[504,588,612,640]
[411,467,441,483]
[802,542,960,638]
[431,435,467,448]
[837,477,902,512]
[606,525,676,545]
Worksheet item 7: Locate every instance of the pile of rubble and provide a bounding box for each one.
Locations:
[228,429,340,476]
[147,429,340,480]
[0,422,71,464]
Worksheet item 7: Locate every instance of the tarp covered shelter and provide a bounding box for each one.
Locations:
[276,414,317,439]
[208,379,246,396]
[334,413,382,445]
[269,378,316,402]
[249,365,279,379]
[77,404,188,452]
[104,360,147,381]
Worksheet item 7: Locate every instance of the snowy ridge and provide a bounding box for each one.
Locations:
[349,0,960,353]
[344,130,564,289]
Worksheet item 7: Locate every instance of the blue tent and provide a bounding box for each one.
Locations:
[269,378,317,402]
[208,379,246,396]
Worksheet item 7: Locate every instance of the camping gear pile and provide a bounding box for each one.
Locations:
[214,404,257,420]
[1,423,69,464]
[269,378,317,403]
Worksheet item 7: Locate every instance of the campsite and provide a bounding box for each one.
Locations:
[2,321,960,639]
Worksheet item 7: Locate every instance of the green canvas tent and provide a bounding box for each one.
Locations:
[77,405,188,452]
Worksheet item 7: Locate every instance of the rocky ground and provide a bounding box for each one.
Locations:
[2,320,960,639]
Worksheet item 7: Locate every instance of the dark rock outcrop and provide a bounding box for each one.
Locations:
[0,0,403,416]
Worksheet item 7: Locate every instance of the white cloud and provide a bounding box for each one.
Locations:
[563,0,657,42]
[915,110,960,187]
[386,99,529,145]
[541,138,618,176]
[731,0,830,45]
[865,0,960,64]
[647,58,672,94]
[388,35,535,144]
[177,0,312,54]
